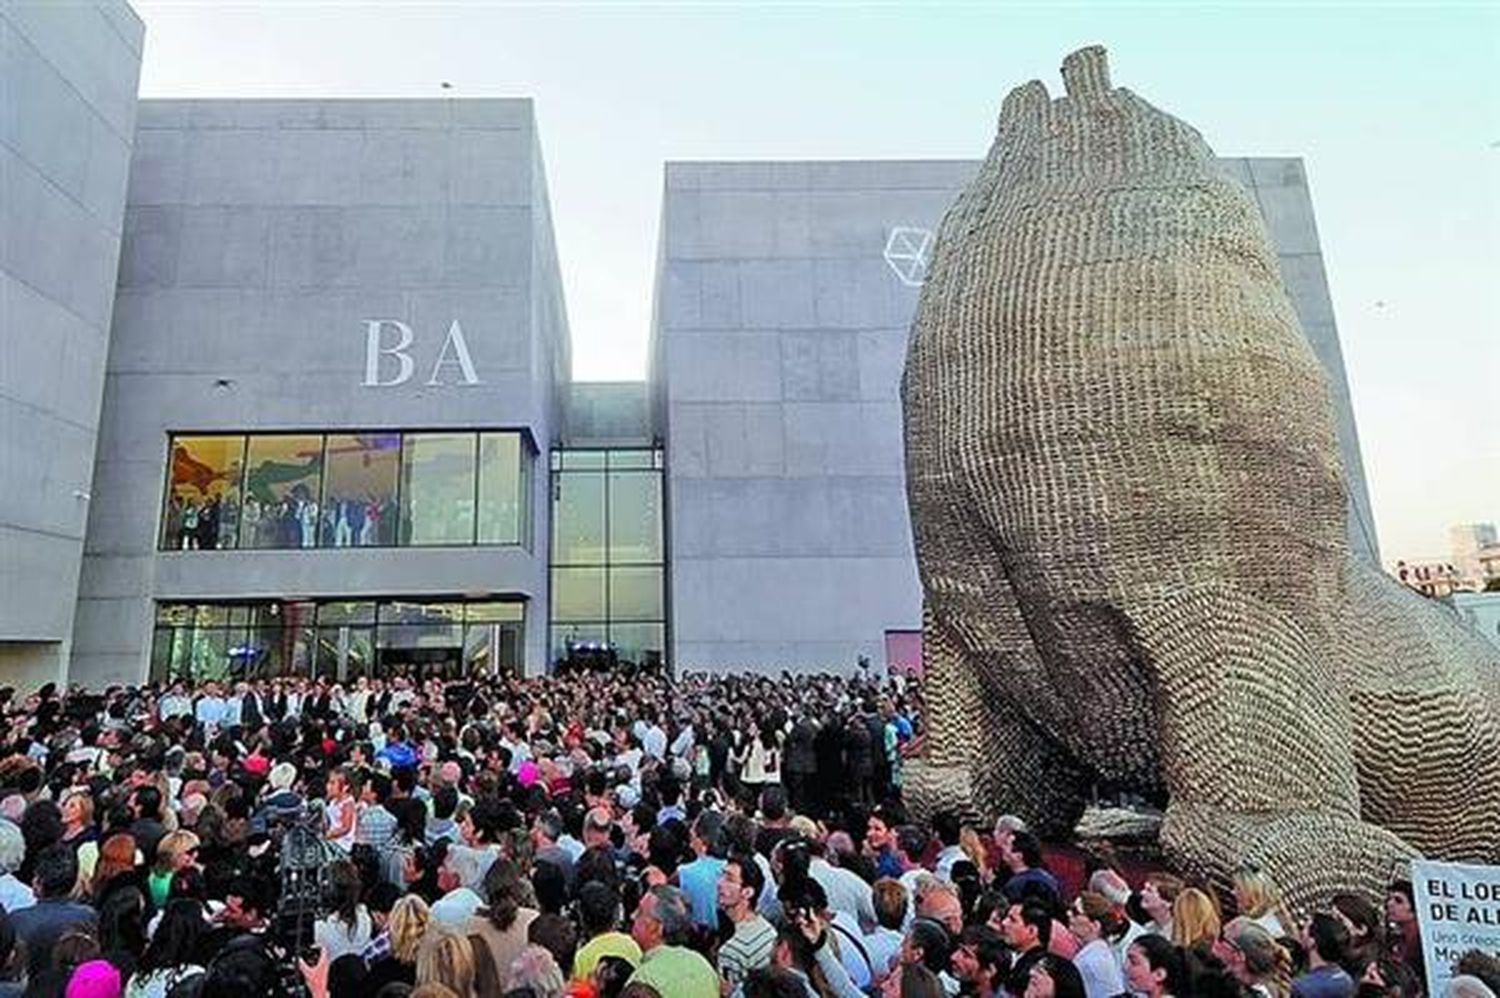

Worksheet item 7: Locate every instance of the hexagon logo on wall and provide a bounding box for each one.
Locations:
[883,226,934,287]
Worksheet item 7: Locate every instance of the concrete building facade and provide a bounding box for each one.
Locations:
[0,1,144,688]
[72,98,569,687]
[0,4,1387,686]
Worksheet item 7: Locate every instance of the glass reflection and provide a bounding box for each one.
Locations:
[400,434,477,545]
[607,472,663,563]
[552,473,605,565]
[608,566,664,620]
[477,433,524,545]
[551,567,606,621]
[162,436,244,551]
[160,431,529,552]
[243,436,324,549]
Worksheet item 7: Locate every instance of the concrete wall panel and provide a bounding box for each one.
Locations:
[0,0,141,687]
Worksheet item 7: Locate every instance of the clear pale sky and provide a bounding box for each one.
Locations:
[131,1,1497,564]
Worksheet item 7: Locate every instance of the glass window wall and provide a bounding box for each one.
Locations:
[549,448,667,673]
[152,598,525,683]
[552,471,606,565]
[158,431,530,551]
[607,471,663,563]
[551,567,607,621]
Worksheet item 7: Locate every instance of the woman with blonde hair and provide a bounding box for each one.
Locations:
[1232,866,1292,938]
[60,789,97,849]
[148,830,199,908]
[417,927,476,997]
[364,894,430,992]
[1170,887,1221,950]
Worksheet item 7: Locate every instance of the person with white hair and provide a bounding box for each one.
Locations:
[429,843,495,926]
[509,944,566,998]
[1088,866,1147,963]
[0,819,36,912]
[992,814,1028,856]
[252,762,304,833]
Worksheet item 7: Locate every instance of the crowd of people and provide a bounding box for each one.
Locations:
[0,671,1494,998]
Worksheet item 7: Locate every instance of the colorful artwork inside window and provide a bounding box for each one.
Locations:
[242,435,324,549]
[162,436,245,551]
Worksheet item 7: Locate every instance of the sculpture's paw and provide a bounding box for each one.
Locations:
[903,760,982,824]
[1161,803,1419,913]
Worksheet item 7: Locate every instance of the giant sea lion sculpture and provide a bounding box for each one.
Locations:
[901,45,1500,905]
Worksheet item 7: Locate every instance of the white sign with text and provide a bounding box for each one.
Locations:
[1413,859,1500,997]
[362,319,482,387]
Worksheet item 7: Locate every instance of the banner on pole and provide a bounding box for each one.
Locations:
[1412,859,1500,997]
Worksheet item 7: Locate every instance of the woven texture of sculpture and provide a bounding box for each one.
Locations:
[900,45,1500,906]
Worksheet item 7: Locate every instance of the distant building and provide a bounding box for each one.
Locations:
[1449,592,1500,653]
[1450,522,1500,590]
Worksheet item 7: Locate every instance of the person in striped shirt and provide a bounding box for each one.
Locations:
[717,853,776,990]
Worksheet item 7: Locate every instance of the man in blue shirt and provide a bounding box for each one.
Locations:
[999,830,1060,903]
[676,811,727,928]
[1291,913,1356,998]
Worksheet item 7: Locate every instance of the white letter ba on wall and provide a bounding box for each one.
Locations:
[362,319,483,387]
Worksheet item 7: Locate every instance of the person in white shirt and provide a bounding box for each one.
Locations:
[349,677,371,725]
[864,878,907,984]
[221,687,243,729]
[1087,867,1147,969]
[323,767,358,854]
[807,842,877,928]
[158,683,192,721]
[1139,873,1183,942]
[609,726,642,780]
[669,716,696,761]
[193,683,226,731]
[1068,892,1128,998]
[314,863,373,960]
[640,713,668,762]
[931,812,967,883]
[501,721,533,774]
[388,678,416,712]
